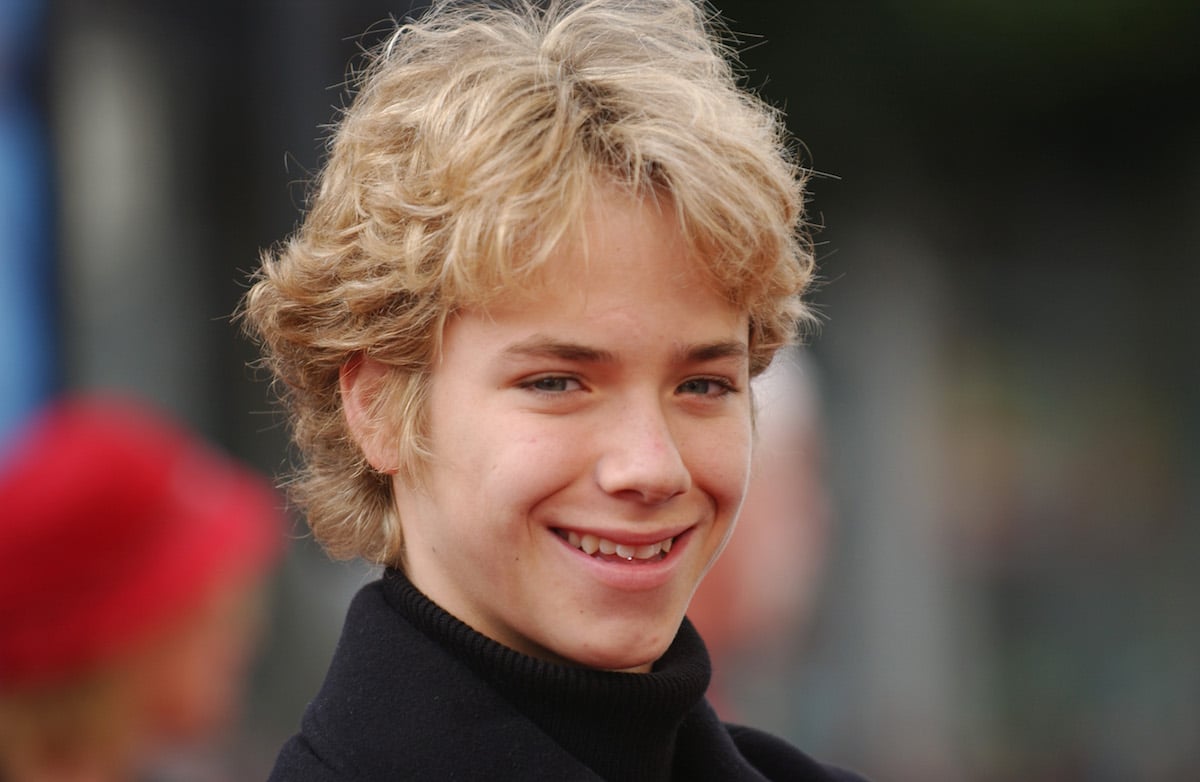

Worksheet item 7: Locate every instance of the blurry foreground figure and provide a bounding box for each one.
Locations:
[0,396,283,782]
[689,347,830,718]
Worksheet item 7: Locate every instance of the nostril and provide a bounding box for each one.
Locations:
[596,461,691,505]
[637,484,686,505]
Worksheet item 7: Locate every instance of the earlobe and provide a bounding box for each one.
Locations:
[339,354,398,474]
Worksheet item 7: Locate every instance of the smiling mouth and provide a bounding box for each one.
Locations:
[554,529,675,561]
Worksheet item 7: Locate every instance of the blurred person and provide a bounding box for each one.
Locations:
[242,1,866,779]
[688,346,831,720]
[0,395,283,782]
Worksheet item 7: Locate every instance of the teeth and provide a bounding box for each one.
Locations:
[559,530,676,561]
[634,543,659,559]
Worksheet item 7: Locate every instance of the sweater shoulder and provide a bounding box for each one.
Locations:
[725,723,871,782]
[267,733,344,782]
[267,580,601,780]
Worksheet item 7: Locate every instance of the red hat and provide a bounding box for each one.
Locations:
[0,395,284,688]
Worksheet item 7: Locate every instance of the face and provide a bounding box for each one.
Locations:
[139,579,265,742]
[378,188,752,672]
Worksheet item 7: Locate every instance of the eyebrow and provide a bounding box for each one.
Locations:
[501,337,617,364]
[500,336,747,365]
[681,341,748,364]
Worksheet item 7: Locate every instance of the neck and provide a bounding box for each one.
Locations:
[382,567,713,781]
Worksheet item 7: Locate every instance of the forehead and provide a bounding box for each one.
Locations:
[436,187,748,364]
[430,181,756,374]
[492,184,724,309]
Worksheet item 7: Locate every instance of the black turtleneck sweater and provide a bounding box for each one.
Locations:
[269,569,867,781]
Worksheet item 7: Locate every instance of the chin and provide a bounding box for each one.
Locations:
[593,648,662,673]
[557,624,676,673]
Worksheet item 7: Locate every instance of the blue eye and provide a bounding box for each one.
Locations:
[525,376,579,393]
[678,377,734,397]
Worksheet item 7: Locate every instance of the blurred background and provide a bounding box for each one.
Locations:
[3,0,1198,779]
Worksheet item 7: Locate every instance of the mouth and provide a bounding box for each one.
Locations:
[553,529,676,562]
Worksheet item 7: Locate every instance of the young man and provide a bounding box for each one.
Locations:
[244,1,865,778]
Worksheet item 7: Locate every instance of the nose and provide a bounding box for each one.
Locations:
[594,399,692,505]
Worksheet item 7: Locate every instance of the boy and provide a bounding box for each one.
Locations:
[244,1,865,778]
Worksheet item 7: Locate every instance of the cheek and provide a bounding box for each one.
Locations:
[491,432,585,504]
[691,424,753,508]
[434,421,579,518]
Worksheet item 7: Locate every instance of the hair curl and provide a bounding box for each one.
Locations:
[241,0,817,565]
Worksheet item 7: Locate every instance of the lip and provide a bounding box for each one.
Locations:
[552,524,691,548]
[550,525,695,593]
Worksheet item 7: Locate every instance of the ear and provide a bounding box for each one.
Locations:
[340,354,398,474]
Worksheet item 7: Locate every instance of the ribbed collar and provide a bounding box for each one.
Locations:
[380,567,713,782]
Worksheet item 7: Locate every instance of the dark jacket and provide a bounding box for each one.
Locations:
[269,569,867,781]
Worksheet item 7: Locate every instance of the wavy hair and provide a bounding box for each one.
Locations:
[241,0,817,565]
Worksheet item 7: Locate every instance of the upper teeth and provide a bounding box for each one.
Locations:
[562,530,674,560]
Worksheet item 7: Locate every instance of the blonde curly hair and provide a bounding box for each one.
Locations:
[241,0,817,566]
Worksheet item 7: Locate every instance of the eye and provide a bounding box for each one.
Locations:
[677,377,736,397]
[523,375,582,394]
